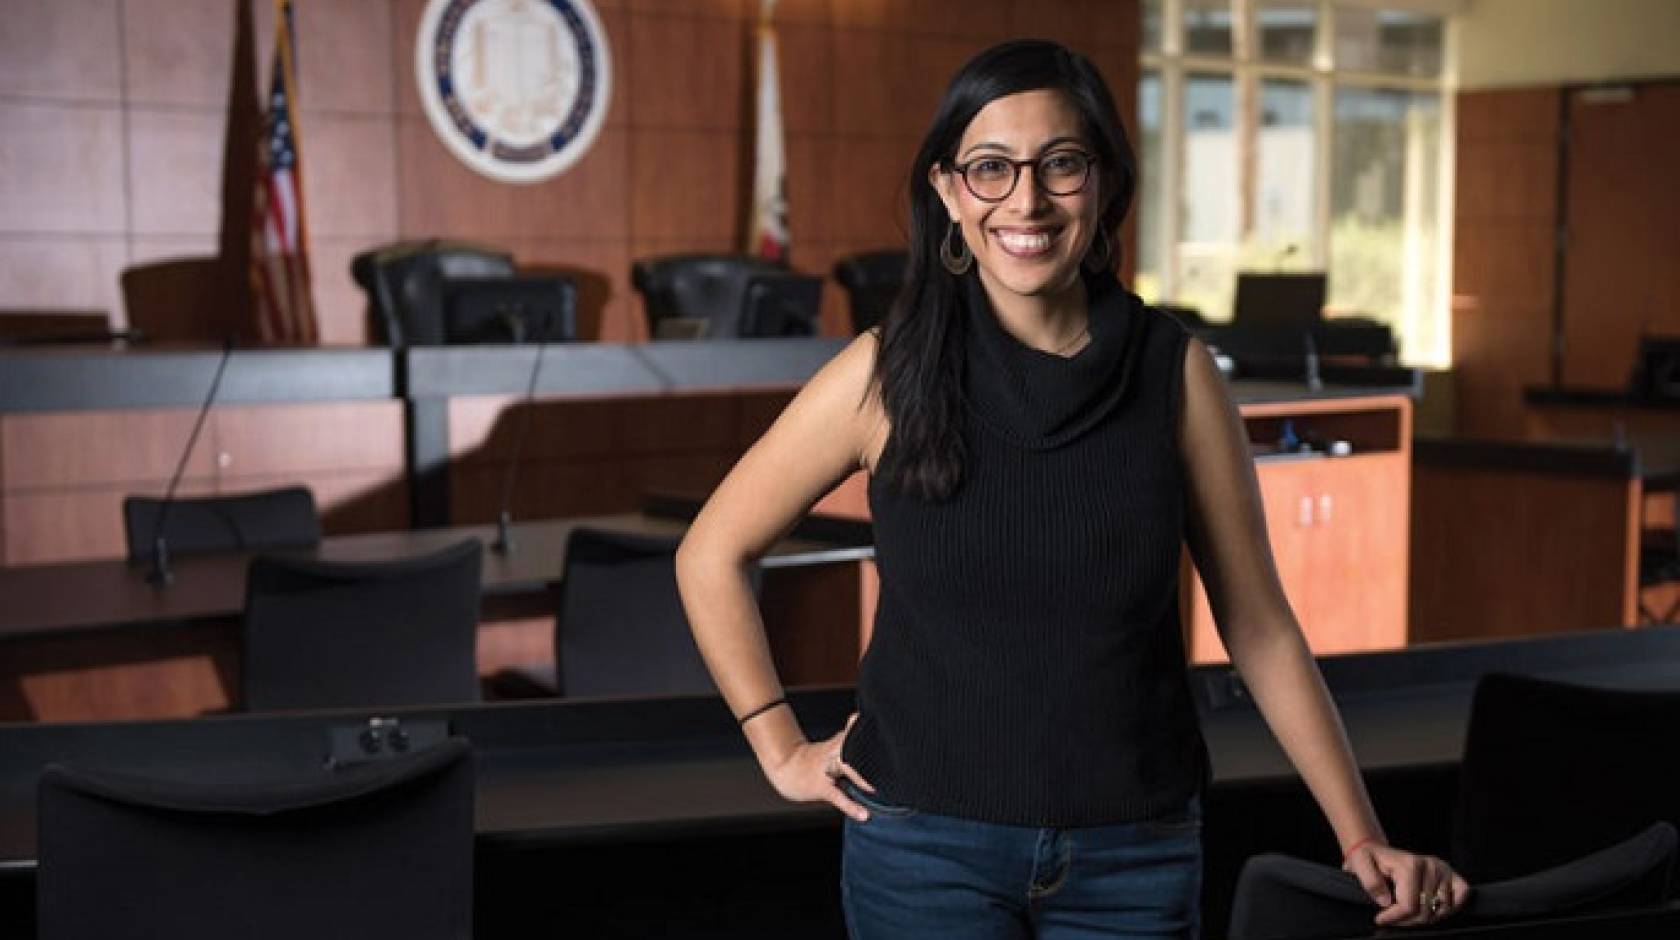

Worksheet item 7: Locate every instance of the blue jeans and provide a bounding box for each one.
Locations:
[841,785,1202,939]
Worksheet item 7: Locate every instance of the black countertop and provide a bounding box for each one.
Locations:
[0,346,394,411]
[1525,385,1680,410]
[1415,435,1680,487]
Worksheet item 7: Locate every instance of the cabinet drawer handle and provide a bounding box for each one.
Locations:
[1318,494,1333,525]
[1298,496,1314,527]
[216,451,233,469]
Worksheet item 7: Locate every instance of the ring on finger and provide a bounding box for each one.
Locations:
[825,755,842,779]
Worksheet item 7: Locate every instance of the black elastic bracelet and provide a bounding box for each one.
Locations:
[736,696,789,727]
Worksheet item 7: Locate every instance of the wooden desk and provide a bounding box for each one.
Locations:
[0,514,873,723]
[1412,437,1680,643]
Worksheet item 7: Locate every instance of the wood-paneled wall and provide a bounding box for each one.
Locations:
[0,0,1139,346]
[1450,88,1560,437]
[1559,82,1680,389]
[1452,80,1680,436]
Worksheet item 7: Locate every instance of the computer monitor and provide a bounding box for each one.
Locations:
[442,276,576,344]
[1232,273,1327,330]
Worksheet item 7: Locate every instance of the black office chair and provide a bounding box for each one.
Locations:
[351,239,515,346]
[242,539,483,710]
[493,528,747,699]
[1453,673,1680,884]
[741,271,822,337]
[833,249,907,334]
[37,738,474,940]
[441,274,577,344]
[123,486,320,563]
[1227,822,1677,940]
[631,253,820,339]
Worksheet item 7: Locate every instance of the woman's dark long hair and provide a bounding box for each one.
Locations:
[872,40,1136,501]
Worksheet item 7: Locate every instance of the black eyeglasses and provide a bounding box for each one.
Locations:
[947,150,1097,203]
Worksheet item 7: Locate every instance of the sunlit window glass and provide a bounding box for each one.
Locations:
[1330,88,1443,361]
[1334,7,1443,77]
[1183,0,1234,57]
[1180,72,1239,320]
[1136,1,1452,361]
[1257,0,1316,67]
[1135,71,1165,302]
[1249,79,1316,267]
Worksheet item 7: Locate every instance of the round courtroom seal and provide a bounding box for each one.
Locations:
[415,0,613,184]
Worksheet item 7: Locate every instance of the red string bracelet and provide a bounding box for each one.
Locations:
[1342,837,1381,863]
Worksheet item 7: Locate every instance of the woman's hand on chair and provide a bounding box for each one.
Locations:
[1344,842,1471,927]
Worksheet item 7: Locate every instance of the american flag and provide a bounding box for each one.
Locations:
[249,0,318,345]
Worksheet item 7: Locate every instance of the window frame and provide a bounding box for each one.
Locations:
[1138,0,1461,366]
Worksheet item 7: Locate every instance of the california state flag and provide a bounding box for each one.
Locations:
[748,0,789,262]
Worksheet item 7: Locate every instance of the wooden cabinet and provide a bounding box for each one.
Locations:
[0,402,408,565]
[1410,439,1642,643]
[1184,395,1412,663]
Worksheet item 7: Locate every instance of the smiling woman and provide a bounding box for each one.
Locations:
[931,91,1103,355]
[675,39,1466,939]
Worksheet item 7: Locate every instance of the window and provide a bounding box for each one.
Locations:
[1135,0,1455,366]
[1258,0,1317,66]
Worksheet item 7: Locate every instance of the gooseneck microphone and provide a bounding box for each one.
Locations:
[491,322,550,555]
[146,339,235,586]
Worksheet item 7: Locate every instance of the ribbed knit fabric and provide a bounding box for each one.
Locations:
[842,270,1208,827]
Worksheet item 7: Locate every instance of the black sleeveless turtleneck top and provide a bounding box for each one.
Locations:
[841,271,1208,827]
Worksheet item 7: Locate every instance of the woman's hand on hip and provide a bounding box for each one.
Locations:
[1344,842,1471,927]
[764,713,876,822]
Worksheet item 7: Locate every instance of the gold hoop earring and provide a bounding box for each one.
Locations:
[940,220,973,275]
[1083,227,1113,273]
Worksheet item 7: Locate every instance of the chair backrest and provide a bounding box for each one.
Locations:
[123,486,321,563]
[37,738,474,940]
[554,528,730,699]
[1454,674,1680,883]
[1226,823,1679,940]
[351,240,515,346]
[441,274,577,343]
[242,539,484,710]
[741,272,822,337]
[1466,822,1677,922]
[832,249,907,334]
[630,253,786,339]
[1226,851,1377,940]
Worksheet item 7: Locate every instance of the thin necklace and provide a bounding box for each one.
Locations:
[1053,324,1090,356]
